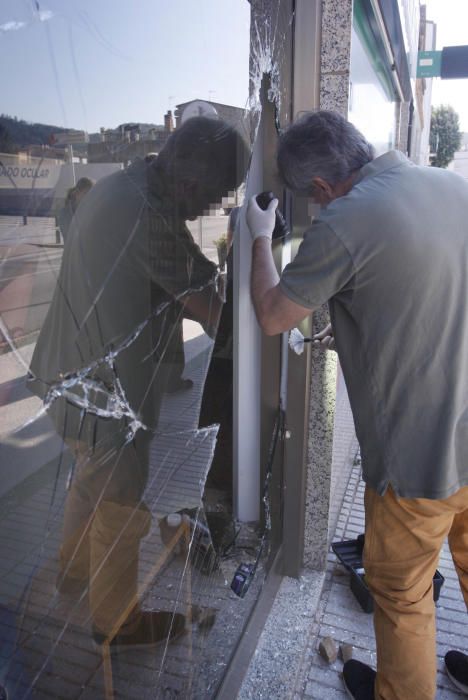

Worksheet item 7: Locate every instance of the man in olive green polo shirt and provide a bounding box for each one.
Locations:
[29,117,247,649]
[246,110,468,700]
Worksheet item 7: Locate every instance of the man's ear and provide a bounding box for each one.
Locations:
[177,179,200,210]
[311,177,334,201]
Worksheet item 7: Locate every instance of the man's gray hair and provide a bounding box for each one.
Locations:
[277,111,375,191]
[154,116,249,193]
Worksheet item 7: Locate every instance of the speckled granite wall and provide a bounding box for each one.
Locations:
[320,0,353,115]
[396,101,411,153]
[303,306,338,570]
[303,0,354,570]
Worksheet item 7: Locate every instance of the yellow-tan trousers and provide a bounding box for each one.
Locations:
[363,484,468,700]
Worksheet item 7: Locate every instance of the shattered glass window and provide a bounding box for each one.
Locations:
[0,1,284,696]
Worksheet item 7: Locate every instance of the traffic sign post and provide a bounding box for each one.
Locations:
[417,46,468,79]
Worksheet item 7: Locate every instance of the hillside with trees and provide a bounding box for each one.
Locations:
[0,115,70,153]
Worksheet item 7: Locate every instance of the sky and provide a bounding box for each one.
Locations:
[0,0,251,133]
[1,1,467,133]
[423,0,468,130]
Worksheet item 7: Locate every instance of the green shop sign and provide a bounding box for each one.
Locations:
[417,51,442,78]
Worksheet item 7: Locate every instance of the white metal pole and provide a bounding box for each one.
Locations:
[232,117,264,523]
[68,144,76,186]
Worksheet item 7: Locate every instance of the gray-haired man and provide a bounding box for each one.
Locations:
[246,110,468,700]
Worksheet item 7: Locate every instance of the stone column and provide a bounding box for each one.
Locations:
[302,0,354,570]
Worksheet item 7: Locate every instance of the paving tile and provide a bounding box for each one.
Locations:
[306,665,344,692]
[303,683,348,699]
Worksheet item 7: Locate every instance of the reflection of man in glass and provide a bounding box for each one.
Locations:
[57,177,94,244]
[28,117,247,648]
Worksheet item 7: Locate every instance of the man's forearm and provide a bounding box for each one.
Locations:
[251,237,279,328]
[183,287,223,337]
[248,196,313,336]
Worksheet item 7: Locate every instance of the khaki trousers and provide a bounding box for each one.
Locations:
[363,485,468,700]
[60,435,151,636]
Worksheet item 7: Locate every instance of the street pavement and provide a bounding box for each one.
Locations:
[0,213,228,350]
[0,217,63,347]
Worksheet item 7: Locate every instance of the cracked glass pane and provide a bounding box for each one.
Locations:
[0,1,283,697]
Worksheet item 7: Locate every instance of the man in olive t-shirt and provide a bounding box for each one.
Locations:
[246,111,468,700]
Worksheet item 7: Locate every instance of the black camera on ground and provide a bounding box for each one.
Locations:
[231,562,255,598]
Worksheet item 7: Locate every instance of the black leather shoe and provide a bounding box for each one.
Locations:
[93,611,186,650]
[445,650,468,694]
[343,660,376,699]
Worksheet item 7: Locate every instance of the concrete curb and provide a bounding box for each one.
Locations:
[238,570,326,699]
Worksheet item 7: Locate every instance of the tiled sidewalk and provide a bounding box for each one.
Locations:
[294,459,467,700]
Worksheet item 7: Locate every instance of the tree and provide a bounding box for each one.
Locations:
[430,105,462,168]
[0,123,17,154]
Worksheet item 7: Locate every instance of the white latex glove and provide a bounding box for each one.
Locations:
[313,323,335,350]
[246,195,278,241]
